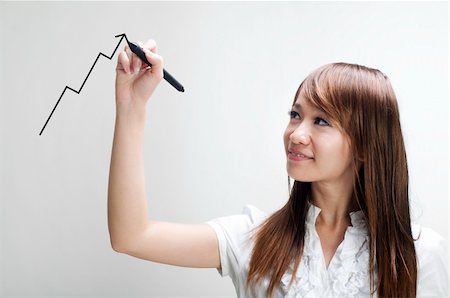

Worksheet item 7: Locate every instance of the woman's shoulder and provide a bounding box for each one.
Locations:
[241,204,269,223]
[411,224,449,295]
[411,223,447,265]
[204,204,270,278]
[411,224,447,255]
[205,204,269,238]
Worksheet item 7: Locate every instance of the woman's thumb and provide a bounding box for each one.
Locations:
[143,48,164,80]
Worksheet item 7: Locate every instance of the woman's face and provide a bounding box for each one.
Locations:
[283,95,354,185]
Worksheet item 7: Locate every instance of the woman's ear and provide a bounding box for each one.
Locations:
[354,153,364,170]
[356,155,364,171]
[352,145,364,163]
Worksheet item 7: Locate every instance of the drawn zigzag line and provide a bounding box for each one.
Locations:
[39,33,129,135]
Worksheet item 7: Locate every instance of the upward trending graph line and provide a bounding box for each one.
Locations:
[39,33,129,136]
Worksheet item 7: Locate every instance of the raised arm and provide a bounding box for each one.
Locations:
[107,40,220,269]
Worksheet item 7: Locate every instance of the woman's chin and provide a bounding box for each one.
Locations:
[288,174,315,183]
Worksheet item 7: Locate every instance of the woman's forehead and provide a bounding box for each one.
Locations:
[293,96,326,113]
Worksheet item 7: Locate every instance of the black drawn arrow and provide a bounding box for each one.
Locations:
[39,33,129,136]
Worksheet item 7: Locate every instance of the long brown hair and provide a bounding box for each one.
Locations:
[245,63,417,297]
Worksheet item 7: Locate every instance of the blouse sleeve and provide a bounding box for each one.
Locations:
[204,204,267,278]
[413,224,449,297]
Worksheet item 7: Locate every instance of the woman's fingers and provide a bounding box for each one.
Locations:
[142,40,160,75]
[124,45,139,74]
[116,39,163,81]
[117,50,131,74]
[143,39,158,54]
[115,39,165,103]
[143,47,163,80]
[132,54,142,73]
[118,44,146,74]
[136,40,163,80]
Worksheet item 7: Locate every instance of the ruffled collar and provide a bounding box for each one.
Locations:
[279,202,372,297]
[306,201,367,231]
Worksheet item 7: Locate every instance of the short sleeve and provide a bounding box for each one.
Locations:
[204,204,267,278]
[412,224,449,297]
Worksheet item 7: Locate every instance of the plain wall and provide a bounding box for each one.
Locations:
[0,1,448,297]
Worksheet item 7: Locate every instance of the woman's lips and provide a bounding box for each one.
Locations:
[288,152,313,161]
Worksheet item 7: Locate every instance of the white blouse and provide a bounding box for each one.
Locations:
[205,203,448,297]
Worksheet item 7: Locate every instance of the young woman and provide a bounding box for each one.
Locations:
[108,40,448,297]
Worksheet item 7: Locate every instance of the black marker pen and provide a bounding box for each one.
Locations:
[127,41,184,92]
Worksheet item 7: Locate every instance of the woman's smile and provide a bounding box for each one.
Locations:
[288,151,314,161]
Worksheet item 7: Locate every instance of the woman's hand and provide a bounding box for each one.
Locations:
[115,39,164,109]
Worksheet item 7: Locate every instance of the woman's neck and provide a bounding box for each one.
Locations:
[310,180,359,227]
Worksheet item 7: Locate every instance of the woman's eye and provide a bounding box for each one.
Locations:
[288,111,331,127]
[315,117,330,126]
[288,110,300,119]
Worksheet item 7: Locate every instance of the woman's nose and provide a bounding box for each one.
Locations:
[290,125,311,145]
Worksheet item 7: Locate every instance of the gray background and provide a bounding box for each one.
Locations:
[0,1,448,297]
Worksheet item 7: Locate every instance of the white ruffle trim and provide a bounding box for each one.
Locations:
[280,203,373,297]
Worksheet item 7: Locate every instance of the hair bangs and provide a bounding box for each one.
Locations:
[294,66,347,130]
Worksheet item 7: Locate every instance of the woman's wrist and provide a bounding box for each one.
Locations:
[115,99,147,123]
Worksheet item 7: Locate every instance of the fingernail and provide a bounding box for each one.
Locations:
[143,48,151,55]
